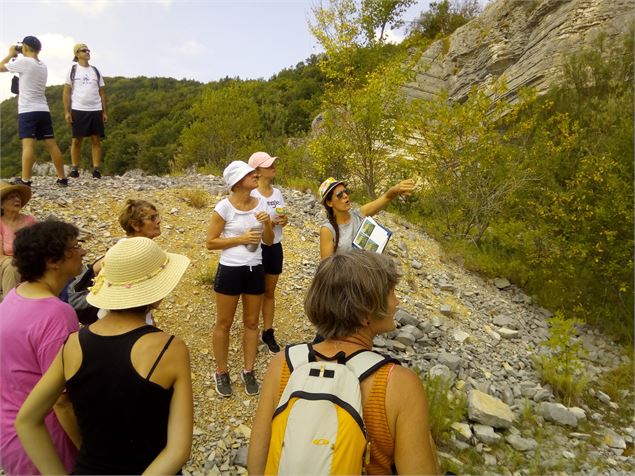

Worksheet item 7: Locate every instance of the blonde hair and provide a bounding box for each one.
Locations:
[118,199,157,235]
[304,250,401,339]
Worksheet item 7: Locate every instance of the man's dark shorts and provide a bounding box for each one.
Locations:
[213,263,265,295]
[71,110,105,139]
[262,243,283,275]
[18,111,54,140]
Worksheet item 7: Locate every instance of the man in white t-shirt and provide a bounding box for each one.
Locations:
[0,36,68,187]
[63,43,108,179]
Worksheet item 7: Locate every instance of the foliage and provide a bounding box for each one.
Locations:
[399,85,536,243]
[360,0,416,45]
[420,373,467,443]
[534,312,588,405]
[178,188,210,209]
[408,0,481,41]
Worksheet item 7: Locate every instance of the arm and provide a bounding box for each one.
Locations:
[247,353,285,475]
[388,367,440,475]
[205,211,260,250]
[359,179,416,217]
[256,211,274,246]
[53,392,81,450]
[99,87,108,123]
[142,338,193,475]
[319,226,335,260]
[63,85,72,124]
[0,45,18,72]
[15,349,69,475]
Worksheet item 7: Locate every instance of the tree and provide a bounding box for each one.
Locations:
[177,81,262,171]
[360,0,416,45]
[409,0,480,41]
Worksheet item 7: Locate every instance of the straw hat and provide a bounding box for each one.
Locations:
[87,237,190,310]
[0,181,32,206]
[318,177,345,204]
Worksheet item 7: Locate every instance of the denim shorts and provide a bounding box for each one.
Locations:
[18,111,54,140]
[213,263,265,295]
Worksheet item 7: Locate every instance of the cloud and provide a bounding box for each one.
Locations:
[382,29,405,45]
[169,40,205,57]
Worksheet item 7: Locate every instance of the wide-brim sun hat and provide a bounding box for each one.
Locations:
[248,151,277,169]
[0,181,32,207]
[223,160,255,189]
[87,237,190,310]
[318,177,345,204]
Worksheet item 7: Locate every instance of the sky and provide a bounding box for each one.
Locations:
[0,0,436,103]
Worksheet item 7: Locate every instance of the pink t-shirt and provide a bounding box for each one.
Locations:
[0,289,79,474]
[0,215,37,256]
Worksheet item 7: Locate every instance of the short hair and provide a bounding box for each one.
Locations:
[118,199,157,235]
[13,220,79,282]
[304,250,401,339]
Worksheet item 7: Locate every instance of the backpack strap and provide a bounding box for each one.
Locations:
[70,64,101,86]
[285,343,314,372]
[346,350,401,382]
[92,65,101,84]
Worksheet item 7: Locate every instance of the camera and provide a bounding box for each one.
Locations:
[15,44,22,54]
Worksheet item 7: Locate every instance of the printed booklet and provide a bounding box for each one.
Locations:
[352,216,392,254]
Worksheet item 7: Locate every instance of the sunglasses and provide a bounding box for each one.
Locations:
[78,49,90,53]
[335,188,350,199]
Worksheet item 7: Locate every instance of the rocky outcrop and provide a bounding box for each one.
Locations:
[405,0,634,103]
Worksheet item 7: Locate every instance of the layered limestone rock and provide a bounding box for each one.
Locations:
[405,0,634,103]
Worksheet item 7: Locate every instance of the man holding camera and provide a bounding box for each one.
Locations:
[63,43,108,179]
[0,36,68,187]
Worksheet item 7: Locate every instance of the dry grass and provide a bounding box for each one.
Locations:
[179,188,210,209]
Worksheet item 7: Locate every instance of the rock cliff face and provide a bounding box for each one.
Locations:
[405,0,634,103]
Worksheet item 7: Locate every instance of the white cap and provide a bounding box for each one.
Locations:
[223,161,255,188]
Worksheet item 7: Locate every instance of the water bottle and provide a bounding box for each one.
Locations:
[245,222,263,252]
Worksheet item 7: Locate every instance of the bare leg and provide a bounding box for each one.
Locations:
[70,137,83,167]
[42,139,66,178]
[262,273,279,330]
[213,292,240,373]
[20,138,36,181]
[242,293,263,371]
[90,135,102,168]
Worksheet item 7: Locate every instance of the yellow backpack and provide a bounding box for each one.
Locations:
[265,343,398,475]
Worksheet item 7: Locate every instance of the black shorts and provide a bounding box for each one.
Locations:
[71,110,105,138]
[18,111,54,140]
[214,263,265,295]
[262,243,283,275]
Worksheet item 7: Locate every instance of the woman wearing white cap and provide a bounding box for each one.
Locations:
[318,177,416,260]
[15,237,193,475]
[248,151,288,354]
[206,161,274,397]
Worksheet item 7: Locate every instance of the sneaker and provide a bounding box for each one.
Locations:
[92,169,102,179]
[69,168,79,178]
[214,372,232,397]
[241,370,260,396]
[56,178,69,187]
[10,177,31,187]
[261,328,281,353]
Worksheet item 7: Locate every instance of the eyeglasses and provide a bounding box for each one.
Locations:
[67,240,85,251]
[78,49,90,53]
[335,188,350,199]
[144,214,161,222]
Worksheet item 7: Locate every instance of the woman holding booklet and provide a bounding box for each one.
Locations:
[318,177,415,260]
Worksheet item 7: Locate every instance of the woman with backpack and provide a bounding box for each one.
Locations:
[15,237,193,475]
[248,250,440,475]
[318,177,415,260]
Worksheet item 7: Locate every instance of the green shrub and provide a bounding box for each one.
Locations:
[420,373,467,443]
[533,312,588,405]
[179,188,210,209]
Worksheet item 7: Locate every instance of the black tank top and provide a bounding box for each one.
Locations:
[66,325,175,475]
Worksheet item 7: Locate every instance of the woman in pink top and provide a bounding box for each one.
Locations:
[0,220,84,474]
[0,181,37,300]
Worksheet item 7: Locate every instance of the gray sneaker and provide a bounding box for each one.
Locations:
[214,372,232,397]
[241,370,260,396]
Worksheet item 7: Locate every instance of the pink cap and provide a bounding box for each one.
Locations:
[248,151,277,169]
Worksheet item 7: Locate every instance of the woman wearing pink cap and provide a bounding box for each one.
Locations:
[206,161,274,397]
[248,151,288,354]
